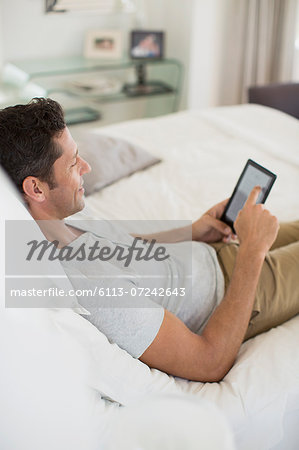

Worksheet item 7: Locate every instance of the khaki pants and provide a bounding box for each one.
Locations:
[210,221,299,340]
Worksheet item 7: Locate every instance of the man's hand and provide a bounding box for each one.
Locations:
[192,199,236,243]
[234,186,279,256]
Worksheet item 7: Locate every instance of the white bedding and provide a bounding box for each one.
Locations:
[72,104,299,449]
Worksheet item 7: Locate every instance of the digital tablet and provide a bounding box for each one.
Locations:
[221,159,277,232]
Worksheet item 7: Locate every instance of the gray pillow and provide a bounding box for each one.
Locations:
[77,133,161,196]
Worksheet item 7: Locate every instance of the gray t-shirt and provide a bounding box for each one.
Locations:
[62,220,225,358]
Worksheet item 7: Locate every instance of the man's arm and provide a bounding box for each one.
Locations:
[131,199,236,244]
[139,187,279,382]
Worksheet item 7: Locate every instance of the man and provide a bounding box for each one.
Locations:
[0,98,298,382]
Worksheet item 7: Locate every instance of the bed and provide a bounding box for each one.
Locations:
[1,103,299,449]
[70,104,299,450]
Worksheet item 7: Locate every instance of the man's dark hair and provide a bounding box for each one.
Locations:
[0,97,66,194]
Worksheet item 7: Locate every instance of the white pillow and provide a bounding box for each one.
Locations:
[0,167,119,449]
[106,394,235,450]
[1,168,82,310]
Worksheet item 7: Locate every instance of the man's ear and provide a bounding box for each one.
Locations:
[22,177,46,203]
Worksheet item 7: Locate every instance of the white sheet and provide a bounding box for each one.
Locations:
[72,104,299,449]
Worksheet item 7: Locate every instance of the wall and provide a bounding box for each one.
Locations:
[188,0,228,110]
[0,0,138,60]
[0,0,195,109]
[142,0,194,109]
[0,1,3,71]
[292,0,299,79]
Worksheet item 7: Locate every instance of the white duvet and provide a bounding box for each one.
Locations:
[71,104,299,450]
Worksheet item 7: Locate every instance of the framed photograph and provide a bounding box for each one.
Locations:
[84,30,122,59]
[130,30,164,60]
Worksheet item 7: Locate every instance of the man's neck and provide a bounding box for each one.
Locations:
[36,219,83,248]
[29,206,84,248]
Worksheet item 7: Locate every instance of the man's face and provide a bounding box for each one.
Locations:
[44,127,91,219]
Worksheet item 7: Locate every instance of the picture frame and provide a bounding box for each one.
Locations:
[130,30,164,60]
[84,30,122,59]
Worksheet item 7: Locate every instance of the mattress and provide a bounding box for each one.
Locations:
[72,104,299,449]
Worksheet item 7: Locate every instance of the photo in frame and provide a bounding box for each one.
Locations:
[130,30,164,59]
[84,30,122,59]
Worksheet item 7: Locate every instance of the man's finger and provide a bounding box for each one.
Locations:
[208,216,232,235]
[211,198,230,216]
[244,186,261,207]
[218,198,230,207]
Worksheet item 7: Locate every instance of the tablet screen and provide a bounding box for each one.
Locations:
[224,161,276,225]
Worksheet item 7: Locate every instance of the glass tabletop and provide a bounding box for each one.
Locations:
[9,56,182,79]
